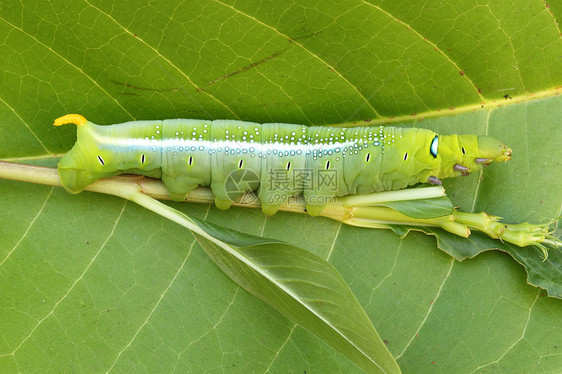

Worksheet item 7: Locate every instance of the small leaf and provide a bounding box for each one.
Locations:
[134,195,401,373]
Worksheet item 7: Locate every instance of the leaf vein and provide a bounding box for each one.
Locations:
[7,200,128,360]
[396,257,455,359]
[0,17,135,121]
[82,0,241,120]
[0,187,54,267]
[213,0,381,119]
[361,0,485,101]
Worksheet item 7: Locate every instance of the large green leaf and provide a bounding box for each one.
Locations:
[1,1,561,372]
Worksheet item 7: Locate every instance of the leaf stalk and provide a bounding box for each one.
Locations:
[0,161,559,257]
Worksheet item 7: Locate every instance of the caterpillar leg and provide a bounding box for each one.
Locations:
[214,197,233,210]
[161,174,199,202]
[306,203,327,217]
[262,204,282,216]
[303,186,337,217]
[427,176,442,185]
[257,187,284,216]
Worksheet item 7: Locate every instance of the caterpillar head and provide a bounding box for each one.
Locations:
[435,134,512,181]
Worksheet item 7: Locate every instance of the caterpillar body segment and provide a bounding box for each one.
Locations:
[55,115,511,216]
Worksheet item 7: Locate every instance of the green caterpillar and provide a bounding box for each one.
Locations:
[54,114,511,216]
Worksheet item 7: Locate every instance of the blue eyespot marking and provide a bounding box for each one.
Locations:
[430,135,438,158]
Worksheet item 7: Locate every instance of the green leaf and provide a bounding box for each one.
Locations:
[1,1,561,373]
[192,222,399,373]
[128,192,400,373]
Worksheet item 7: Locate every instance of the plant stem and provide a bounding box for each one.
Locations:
[338,187,445,207]
[0,161,559,255]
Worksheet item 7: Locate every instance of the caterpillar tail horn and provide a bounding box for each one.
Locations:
[53,114,88,127]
